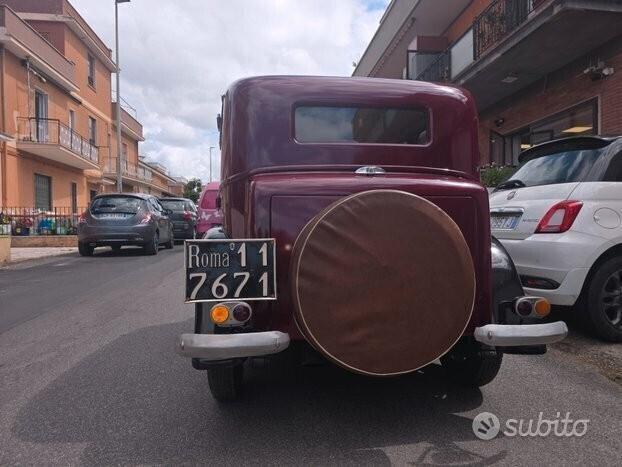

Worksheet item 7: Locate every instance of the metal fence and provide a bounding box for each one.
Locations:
[473,0,537,59]
[0,207,88,236]
[415,51,451,82]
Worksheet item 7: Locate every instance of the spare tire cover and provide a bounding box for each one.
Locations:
[291,190,475,376]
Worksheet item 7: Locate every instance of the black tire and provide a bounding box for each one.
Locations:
[585,256,622,342]
[207,364,243,401]
[144,232,159,256]
[164,228,174,249]
[440,339,502,387]
[111,245,122,253]
[78,242,94,257]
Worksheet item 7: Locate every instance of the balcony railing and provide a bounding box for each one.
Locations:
[415,52,450,82]
[103,158,153,182]
[473,0,537,59]
[16,117,98,163]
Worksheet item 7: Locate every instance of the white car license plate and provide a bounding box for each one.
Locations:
[491,214,521,230]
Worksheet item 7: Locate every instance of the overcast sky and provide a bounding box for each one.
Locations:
[70,0,388,182]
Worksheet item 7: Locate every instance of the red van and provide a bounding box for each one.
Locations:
[196,182,223,236]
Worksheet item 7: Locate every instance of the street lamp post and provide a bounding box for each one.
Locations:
[115,0,130,192]
[208,146,215,182]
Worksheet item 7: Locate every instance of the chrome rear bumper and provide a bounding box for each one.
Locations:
[474,321,568,347]
[177,331,290,360]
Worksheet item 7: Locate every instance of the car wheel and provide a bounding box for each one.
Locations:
[207,364,243,401]
[111,245,122,253]
[165,228,174,249]
[144,232,159,256]
[440,338,502,387]
[586,256,622,342]
[78,242,94,257]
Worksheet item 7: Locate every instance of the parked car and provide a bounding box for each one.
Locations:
[196,181,223,236]
[160,197,198,240]
[490,136,622,342]
[177,76,567,401]
[77,193,174,256]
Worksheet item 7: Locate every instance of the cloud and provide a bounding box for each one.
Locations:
[71,0,388,182]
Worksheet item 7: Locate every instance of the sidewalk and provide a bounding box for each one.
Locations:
[8,247,78,264]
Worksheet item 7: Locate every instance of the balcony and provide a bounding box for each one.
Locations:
[0,6,77,92]
[103,158,152,184]
[414,0,622,109]
[16,118,99,170]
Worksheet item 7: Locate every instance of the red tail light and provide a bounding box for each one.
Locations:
[183,211,193,221]
[140,213,152,224]
[535,200,583,233]
[78,211,88,224]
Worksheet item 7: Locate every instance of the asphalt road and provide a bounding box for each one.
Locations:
[0,247,620,465]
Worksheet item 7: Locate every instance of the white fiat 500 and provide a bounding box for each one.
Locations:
[490,136,622,342]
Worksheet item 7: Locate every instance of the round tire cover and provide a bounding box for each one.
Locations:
[291,190,475,376]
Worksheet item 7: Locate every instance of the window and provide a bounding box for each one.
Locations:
[122,143,128,160]
[450,29,474,79]
[71,182,78,214]
[294,106,429,145]
[87,55,96,87]
[34,91,48,142]
[34,174,52,211]
[68,110,75,132]
[88,117,97,146]
[91,195,144,214]
[491,99,598,166]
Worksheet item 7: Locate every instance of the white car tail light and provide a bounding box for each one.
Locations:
[535,200,583,233]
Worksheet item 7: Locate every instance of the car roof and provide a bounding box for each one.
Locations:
[93,193,151,200]
[159,197,193,202]
[518,136,619,164]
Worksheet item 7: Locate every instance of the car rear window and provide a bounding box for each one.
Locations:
[500,148,604,190]
[294,105,429,145]
[200,191,217,209]
[160,200,187,211]
[91,196,144,214]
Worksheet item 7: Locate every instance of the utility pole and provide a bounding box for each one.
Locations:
[208,146,215,182]
[115,0,130,192]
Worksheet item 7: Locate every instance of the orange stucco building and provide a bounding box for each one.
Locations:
[0,0,182,213]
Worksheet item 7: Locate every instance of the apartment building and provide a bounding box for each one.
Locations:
[0,0,179,215]
[354,0,622,165]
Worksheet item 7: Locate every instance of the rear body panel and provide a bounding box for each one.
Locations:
[243,171,491,339]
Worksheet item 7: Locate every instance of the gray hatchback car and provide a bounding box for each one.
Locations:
[77,193,174,256]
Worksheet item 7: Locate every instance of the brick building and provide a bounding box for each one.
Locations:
[354,0,622,166]
[0,0,180,213]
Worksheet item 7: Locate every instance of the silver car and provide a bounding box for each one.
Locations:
[77,193,174,256]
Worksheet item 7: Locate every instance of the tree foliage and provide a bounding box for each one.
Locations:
[480,165,516,188]
[183,178,202,203]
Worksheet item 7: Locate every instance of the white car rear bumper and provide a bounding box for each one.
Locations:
[498,232,600,306]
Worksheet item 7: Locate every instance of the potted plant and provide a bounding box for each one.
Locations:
[0,212,11,236]
[14,216,33,236]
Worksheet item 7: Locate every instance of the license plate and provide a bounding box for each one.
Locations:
[491,214,521,230]
[97,213,129,219]
[184,239,276,303]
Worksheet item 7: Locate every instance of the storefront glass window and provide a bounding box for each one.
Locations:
[490,99,597,166]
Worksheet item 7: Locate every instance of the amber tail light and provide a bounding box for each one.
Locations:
[535,200,583,233]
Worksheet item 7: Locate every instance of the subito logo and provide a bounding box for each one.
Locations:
[472,412,500,440]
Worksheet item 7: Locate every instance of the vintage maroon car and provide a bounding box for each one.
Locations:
[178,76,567,400]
